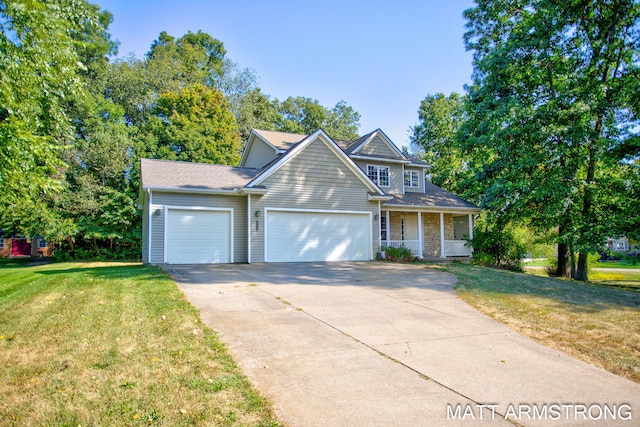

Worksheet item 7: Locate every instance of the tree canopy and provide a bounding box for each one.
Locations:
[459,0,640,280]
[0,0,108,237]
[410,92,468,191]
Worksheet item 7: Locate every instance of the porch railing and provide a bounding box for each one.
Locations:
[382,240,420,255]
[444,240,472,257]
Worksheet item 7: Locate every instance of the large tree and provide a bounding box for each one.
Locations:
[142,84,241,165]
[410,92,468,191]
[0,0,108,237]
[461,0,640,280]
[274,97,360,140]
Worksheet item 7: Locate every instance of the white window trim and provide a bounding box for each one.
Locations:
[367,164,390,187]
[404,170,419,188]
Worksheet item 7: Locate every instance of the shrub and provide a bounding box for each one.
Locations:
[378,245,418,262]
[470,229,526,272]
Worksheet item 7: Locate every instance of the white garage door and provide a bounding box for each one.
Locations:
[166,209,231,264]
[266,210,371,262]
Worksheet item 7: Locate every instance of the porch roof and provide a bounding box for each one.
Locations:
[382,183,480,211]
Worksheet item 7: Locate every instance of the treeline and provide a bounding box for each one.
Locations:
[0,0,361,260]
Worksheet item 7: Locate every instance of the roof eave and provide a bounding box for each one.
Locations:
[350,154,411,164]
[407,162,430,169]
[368,194,394,201]
[144,186,243,196]
[381,203,481,213]
[238,187,268,195]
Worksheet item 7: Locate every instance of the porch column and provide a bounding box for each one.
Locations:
[417,211,423,258]
[247,194,252,264]
[385,210,390,245]
[468,214,474,241]
[440,212,446,258]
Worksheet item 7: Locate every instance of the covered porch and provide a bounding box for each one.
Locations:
[379,210,474,259]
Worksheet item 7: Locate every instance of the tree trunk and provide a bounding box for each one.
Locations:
[570,244,576,279]
[67,236,75,251]
[575,252,589,281]
[575,126,599,281]
[557,242,572,277]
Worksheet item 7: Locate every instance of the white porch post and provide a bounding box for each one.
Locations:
[385,210,390,245]
[417,211,423,258]
[377,201,382,252]
[247,194,252,264]
[468,214,474,241]
[440,212,446,258]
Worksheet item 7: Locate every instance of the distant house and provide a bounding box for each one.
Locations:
[138,129,480,264]
[607,237,630,252]
[0,233,54,258]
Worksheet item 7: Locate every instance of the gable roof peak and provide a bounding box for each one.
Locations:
[348,128,407,159]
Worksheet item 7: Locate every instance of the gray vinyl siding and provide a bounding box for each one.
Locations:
[243,138,277,169]
[148,191,247,264]
[353,160,404,195]
[250,137,379,262]
[404,166,424,193]
[357,135,402,158]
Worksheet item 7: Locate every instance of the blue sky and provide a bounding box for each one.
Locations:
[96,0,475,148]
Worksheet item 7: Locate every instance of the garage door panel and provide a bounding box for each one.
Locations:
[166,209,231,264]
[266,211,370,262]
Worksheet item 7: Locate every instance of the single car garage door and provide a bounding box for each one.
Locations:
[166,208,232,264]
[265,210,371,262]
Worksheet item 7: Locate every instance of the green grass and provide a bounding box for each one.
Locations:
[593,261,640,269]
[524,258,640,269]
[0,262,281,426]
[445,263,640,383]
[523,259,552,267]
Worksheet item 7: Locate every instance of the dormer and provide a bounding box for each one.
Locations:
[239,129,307,169]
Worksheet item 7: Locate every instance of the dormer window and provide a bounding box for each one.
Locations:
[367,165,390,187]
[404,170,419,188]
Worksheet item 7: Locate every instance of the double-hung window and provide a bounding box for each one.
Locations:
[367,165,390,187]
[404,170,419,188]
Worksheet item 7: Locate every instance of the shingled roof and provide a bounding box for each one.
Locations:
[253,129,307,151]
[140,158,260,191]
[384,183,479,210]
[334,130,376,154]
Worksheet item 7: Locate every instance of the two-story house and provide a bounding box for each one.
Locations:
[138,128,480,264]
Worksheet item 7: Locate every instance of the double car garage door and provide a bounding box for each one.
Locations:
[165,208,371,264]
[265,210,371,262]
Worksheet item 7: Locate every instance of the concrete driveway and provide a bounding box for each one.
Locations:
[167,262,640,426]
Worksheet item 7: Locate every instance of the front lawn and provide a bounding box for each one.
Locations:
[0,262,280,426]
[524,258,640,269]
[447,263,640,383]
